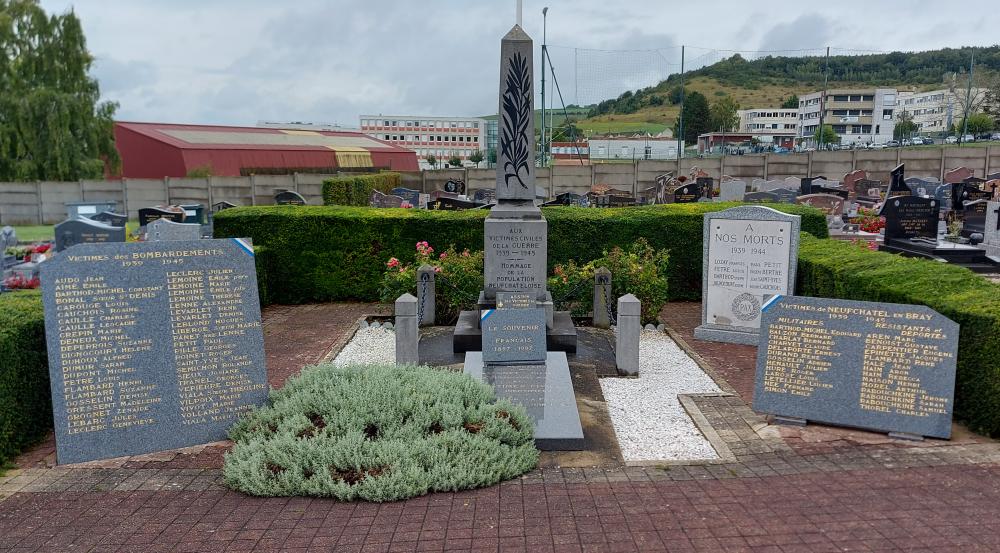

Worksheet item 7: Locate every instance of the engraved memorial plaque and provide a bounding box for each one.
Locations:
[754,296,958,439]
[40,239,268,464]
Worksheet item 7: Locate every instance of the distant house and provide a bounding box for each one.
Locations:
[113,121,419,178]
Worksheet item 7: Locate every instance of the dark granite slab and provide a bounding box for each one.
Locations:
[464,351,584,450]
[753,295,958,439]
[40,238,268,464]
[54,218,126,252]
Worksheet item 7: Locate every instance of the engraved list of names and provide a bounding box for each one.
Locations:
[42,239,268,464]
[753,296,958,439]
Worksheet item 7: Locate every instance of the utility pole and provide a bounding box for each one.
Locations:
[677,45,685,163]
[540,7,548,166]
[960,49,975,145]
[818,46,829,152]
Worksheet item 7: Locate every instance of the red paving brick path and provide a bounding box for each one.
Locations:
[3,302,1000,552]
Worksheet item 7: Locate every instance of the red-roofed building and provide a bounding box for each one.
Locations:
[113,121,419,178]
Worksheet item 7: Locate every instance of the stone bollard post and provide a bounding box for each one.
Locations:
[416,264,436,326]
[615,294,641,376]
[593,267,612,328]
[395,293,419,365]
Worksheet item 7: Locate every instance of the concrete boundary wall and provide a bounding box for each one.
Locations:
[3,145,999,225]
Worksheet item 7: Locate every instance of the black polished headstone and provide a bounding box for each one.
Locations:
[91,211,127,227]
[274,190,307,205]
[754,295,958,439]
[54,218,126,252]
[743,191,781,204]
[770,188,799,204]
[179,204,207,225]
[952,182,991,211]
[799,175,828,195]
[935,184,954,211]
[40,238,268,464]
[138,207,185,227]
[961,199,989,238]
[886,164,910,198]
[673,181,701,203]
[391,187,423,207]
[67,201,118,220]
[880,196,939,241]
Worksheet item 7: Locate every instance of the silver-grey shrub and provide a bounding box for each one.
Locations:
[223,364,538,501]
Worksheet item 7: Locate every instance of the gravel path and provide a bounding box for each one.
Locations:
[600,330,723,463]
[332,325,396,366]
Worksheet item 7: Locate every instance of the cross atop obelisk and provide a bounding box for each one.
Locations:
[516,0,522,25]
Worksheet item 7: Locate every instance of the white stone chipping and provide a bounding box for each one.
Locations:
[600,330,723,463]
[332,325,396,366]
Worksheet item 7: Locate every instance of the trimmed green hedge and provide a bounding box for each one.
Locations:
[214,203,828,305]
[322,173,401,206]
[0,291,50,467]
[797,235,1000,437]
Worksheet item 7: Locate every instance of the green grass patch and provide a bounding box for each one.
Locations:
[11,225,54,242]
[223,364,538,501]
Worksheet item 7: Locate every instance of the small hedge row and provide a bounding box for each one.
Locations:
[797,235,1000,437]
[322,173,401,206]
[214,202,828,305]
[0,290,50,468]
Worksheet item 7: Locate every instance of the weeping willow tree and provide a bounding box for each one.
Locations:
[0,0,119,181]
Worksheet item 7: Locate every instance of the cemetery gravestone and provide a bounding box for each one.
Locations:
[881,196,939,242]
[697,177,714,199]
[770,188,799,204]
[935,184,954,211]
[179,204,207,226]
[985,201,1000,255]
[795,194,845,227]
[91,211,127,227]
[145,219,203,241]
[138,207,185,227]
[757,179,789,193]
[842,169,867,193]
[67,201,117,220]
[672,181,702,203]
[40,238,268,463]
[392,187,423,207]
[274,190,307,205]
[54,218,126,252]
[694,205,801,345]
[212,201,238,213]
[753,296,958,439]
[886,164,910,199]
[961,199,989,238]
[743,191,780,204]
[718,180,747,202]
[1,226,15,269]
[944,166,973,184]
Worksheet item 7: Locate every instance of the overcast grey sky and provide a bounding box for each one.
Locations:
[38,0,1000,126]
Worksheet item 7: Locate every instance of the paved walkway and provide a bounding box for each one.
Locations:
[2,302,1000,552]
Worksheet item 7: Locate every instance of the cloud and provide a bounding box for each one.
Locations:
[757,14,838,53]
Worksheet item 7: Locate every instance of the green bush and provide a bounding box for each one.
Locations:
[214,202,827,305]
[549,239,670,324]
[796,235,1000,437]
[0,291,50,468]
[223,364,538,500]
[322,173,401,206]
[380,242,483,323]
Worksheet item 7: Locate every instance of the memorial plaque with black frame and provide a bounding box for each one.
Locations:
[443,179,466,195]
[138,207,185,227]
[880,196,939,243]
[754,295,958,439]
[274,190,307,205]
[40,238,268,464]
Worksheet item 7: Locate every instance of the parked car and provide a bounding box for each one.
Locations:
[885,140,900,148]
[991,132,1000,141]
[901,139,912,147]
[945,135,958,144]
[961,134,975,142]
[920,137,935,145]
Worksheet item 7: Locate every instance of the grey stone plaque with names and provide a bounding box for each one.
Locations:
[695,206,800,345]
[484,219,547,299]
[753,295,958,439]
[40,238,268,464]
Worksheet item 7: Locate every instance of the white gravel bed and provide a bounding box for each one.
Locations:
[600,330,723,463]
[332,324,395,366]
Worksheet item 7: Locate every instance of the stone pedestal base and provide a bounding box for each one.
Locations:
[454,310,577,353]
[463,351,585,450]
[693,324,760,345]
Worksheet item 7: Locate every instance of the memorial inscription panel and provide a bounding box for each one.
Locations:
[41,239,268,464]
[482,291,546,364]
[484,219,547,299]
[754,296,958,439]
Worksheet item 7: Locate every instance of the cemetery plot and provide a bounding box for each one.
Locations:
[754,296,958,439]
[40,239,268,464]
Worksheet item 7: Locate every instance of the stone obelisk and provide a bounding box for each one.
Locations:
[484,24,548,302]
